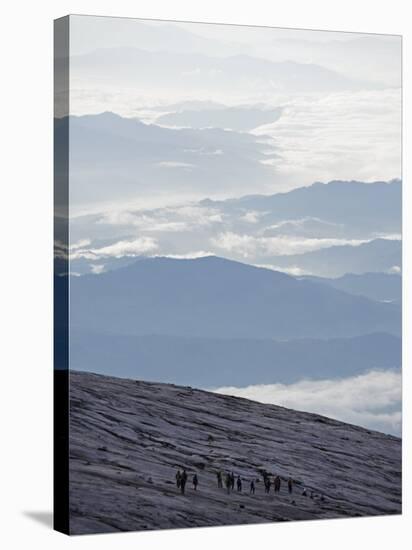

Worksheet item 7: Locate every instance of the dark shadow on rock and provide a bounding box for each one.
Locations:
[23,511,53,529]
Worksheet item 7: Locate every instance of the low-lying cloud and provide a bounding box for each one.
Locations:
[96,204,223,232]
[70,236,159,260]
[211,231,370,258]
[213,370,402,436]
[253,88,401,185]
[253,264,312,276]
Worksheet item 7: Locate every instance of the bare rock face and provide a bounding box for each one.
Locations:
[68,371,401,535]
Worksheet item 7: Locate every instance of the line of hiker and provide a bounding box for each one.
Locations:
[176,468,300,497]
[218,471,251,494]
[176,469,199,494]
[262,471,293,494]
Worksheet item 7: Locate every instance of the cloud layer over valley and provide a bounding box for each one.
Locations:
[214,370,402,436]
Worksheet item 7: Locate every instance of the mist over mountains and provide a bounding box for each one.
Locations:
[155,104,283,132]
[61,18,402,439]
[69,17,400,88]
[71,48,370,95]
[65,172,401,278]
[266,238,401,278]
[61,176,402,434]
[59,112,278,209]
[207,179,401,231]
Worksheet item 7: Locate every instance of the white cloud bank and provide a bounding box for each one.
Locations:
[70,236,159,260]
[211,231,370,258]
[253,88,401,186]
[97,204,223,232]
[156,251,215,260]
[214,370,401,436]
[253,264,312,276]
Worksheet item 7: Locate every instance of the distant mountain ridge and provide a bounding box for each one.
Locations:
[268,238,401,278]
[202,179,401,237]
[61,173,402,278]
[56,112,277,208]
[302,272,401,303]
[71,47,372,93]
[69,256,401,340]
[69,331,401,387]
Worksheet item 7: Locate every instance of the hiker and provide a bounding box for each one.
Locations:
[262,472,271,494]
[237,475,242,492]
[288,477,293,494]
[250,480,255,494]
[217,471,223,488]
[302,488,307,497]
[180,469,188,495]
[176,469,181,489]
[193,474,198,491]
[225,472,231,494]
[274,475,281,493]
[230,472,235,491]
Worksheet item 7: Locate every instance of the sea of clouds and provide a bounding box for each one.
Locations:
[214,369,401,436]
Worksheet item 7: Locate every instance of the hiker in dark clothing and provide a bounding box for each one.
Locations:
[274,475,281,493]
[288,477,293,494]
[180,469,188,495]
[250,480,255,494]
[176,470,181,489]
[193,474,198,490]
[225,472,231,494]
[230,472,235,490]
[217,471,223,488]
[262,473,266,492]
[236,475,242,492]
[262,472,271,493]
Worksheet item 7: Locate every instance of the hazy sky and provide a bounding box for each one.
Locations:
[67,15,401,209]
[70,16,400,86]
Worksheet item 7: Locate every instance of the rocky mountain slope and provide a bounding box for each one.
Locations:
[69,371,402,535]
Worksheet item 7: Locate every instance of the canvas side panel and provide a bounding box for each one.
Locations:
[53,15,70,536]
